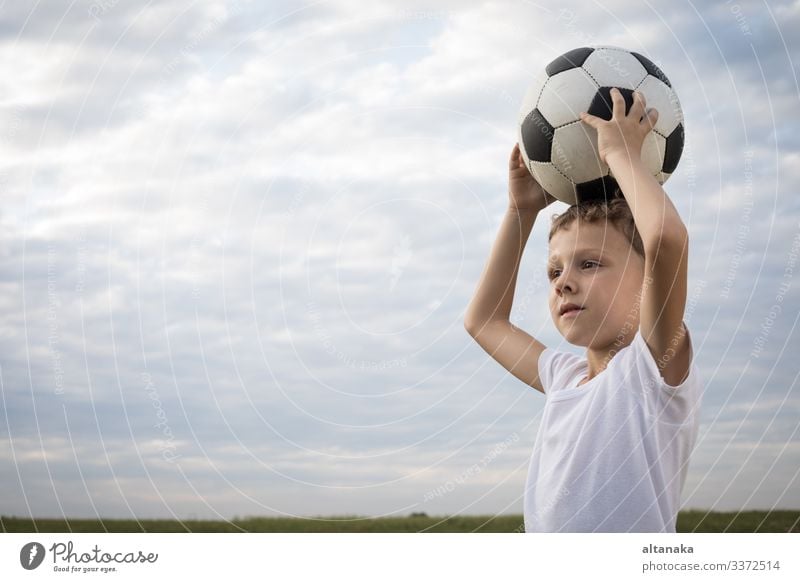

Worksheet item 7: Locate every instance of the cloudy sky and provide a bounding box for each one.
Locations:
[1,0,798,522]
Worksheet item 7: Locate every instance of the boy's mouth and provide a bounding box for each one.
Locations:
[561,308,585,318]
[559,303,585,316]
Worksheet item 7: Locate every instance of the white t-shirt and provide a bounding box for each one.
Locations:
[523,325,703,533]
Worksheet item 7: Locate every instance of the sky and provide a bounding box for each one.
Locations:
[0,0,798,522]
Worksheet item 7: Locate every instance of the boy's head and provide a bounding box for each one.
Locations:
[546,195,645,348]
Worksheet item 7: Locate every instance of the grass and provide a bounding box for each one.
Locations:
[2,511,798,533]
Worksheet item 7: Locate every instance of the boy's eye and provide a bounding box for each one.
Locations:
[548,260,599,280]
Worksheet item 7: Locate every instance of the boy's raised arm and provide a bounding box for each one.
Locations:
[579,88,687,243]
[464,205,538,328]
[463,144,557,394]
[464,143,556,328]
[580,89,691,387]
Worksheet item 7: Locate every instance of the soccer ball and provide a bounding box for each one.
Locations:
[517,45,684,205]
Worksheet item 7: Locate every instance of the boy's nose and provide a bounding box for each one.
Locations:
[558,285,575,297]
[554,274,576,294]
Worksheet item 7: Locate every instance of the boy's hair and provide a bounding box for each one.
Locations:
[547,191,645,260]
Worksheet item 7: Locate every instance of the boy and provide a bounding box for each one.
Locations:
[464,88,702,532]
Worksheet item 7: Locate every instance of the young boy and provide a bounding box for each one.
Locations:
[464,88,702,532]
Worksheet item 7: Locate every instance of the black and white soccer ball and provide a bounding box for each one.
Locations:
[517,45,684,205]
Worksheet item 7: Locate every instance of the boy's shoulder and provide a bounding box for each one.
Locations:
[542,324,700,395]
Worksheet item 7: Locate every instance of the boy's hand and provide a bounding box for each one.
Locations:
[508,142,557,212]
[579,88,659,165]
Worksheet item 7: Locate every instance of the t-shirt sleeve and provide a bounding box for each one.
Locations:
[537,346,583,396]
[628,324,703,426]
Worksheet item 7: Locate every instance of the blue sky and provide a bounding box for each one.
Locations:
[0,0,798,521]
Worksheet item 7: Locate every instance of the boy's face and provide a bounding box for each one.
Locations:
[547,220,645,348]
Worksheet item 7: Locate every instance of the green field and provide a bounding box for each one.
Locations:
[2,510,798,533]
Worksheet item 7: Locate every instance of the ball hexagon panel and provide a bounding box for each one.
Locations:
[640,131,667,179]
[529,160,576,204]
[587,86,635,121]
[551,122,608,183]
[519,108,555,162]
[663,123,684,173]
[575,175,619,203]
[537,67,599,128]
[581,47,648,90]
[518,72,548,125]
[631,51,672,88]
[636,74,683,136]
[545,46,594,77]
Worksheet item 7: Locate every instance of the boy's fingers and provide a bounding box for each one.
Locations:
[630,91,646,119]
[642,107,659,129]
[579,111,599,127]
[510,143,522,169]
[610,87,625,118]
[508,143,525,170]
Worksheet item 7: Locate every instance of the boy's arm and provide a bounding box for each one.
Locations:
[581,89,691,387]
[463,144,557,394]
[464,206,538,326]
